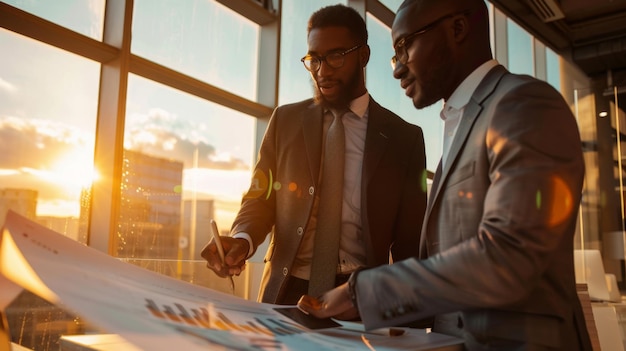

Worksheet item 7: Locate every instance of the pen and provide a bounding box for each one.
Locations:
[210,219,235,294]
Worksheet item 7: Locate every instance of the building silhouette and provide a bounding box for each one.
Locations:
[0,188,37,228]
[116,149,184,259]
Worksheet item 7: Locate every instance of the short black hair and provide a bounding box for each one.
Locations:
[307,4,368,44]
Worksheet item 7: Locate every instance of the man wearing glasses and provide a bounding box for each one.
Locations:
[202,4,427,305]
[298,0,592,349]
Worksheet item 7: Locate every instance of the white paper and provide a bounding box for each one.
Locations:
[0,210,462,351]
[0,274,22,311]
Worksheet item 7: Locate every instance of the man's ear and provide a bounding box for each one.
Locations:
[360,44,371,67]
[453,15,470,43]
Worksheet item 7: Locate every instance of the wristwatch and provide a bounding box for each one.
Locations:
[347,267,364,309]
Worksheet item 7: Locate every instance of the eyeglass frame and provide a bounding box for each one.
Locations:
[391,10,470,69]
[301,44,363,72]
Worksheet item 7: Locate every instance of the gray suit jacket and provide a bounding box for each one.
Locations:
[232,97,427,304]
[355,66,592,350]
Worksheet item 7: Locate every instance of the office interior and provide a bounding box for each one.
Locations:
[1,0,626,350]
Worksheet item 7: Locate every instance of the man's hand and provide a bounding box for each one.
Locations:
[297,282,359,320]
[200,237,249,277]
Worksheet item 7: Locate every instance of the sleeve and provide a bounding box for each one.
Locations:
[230,107,281,255]
[355,79,585,330]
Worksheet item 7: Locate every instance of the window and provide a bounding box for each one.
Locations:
[378,0,403,13]
[0,26,100,351]
[1,0,104,40]
[0,29,99,243]
[546,47,561,92]
[119,74,255,292]
[506,18,534,76]
[132,0,260,101]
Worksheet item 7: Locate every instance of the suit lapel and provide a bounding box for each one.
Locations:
[362,98,390,188]
[421,65,507,256]
[420,161,442,257]
[430,65,507,204]
[441,102,481,175]
[426,102,481,221]
[361,98,393,265]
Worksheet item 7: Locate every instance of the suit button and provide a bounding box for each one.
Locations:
[396,306,406,315]
[383,310,394,319]
[282,267,288,276]
[297,227,303,235]
[309,186,314,195]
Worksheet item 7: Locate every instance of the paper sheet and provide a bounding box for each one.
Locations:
[0,210,462,351]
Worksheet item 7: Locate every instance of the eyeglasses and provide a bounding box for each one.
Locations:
[391,11,468,69]
[301,44,362,72]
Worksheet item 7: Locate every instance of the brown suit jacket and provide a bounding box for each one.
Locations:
[232,97,427,303]
[355,66,592,350]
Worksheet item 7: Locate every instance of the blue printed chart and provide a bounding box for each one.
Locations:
[0,211,462,350]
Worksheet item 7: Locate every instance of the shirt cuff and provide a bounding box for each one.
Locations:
[232,232,254,259]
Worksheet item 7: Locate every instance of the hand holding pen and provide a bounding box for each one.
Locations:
[200,220,249,293]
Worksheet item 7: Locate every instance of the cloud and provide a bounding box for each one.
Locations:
[0,117,94,202]
[0,169,20,176]
[87,0,105,39]
[0,77,17,94]
[124,108,248,170]
[0,116,92,170]
[0,108,247,173]
[0,109,248,209]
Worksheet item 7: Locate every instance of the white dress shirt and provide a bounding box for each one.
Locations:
[440,59,499,169]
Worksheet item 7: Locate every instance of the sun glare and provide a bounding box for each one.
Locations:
[49,153,98,193]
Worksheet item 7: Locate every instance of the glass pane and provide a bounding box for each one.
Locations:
[546,47,561,92]
[122,74,256,296]
[366,13,443,172]
[574,87,601,249]
[507,18,534,76]
[278,0,347,105]
[0,29,98,243]
[1,0,105,40]
[1,28,99,351]
[487,0,494,58]
[5,290,103,350]
[132,0,259,101]
[378,0,404,13]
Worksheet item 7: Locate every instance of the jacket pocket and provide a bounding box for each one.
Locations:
[446,161,475,187]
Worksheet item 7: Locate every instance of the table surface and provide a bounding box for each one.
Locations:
[58,326,464,351]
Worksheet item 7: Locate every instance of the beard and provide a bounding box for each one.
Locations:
[312,68,361,110]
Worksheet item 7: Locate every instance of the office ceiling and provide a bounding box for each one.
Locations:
[489,0,626,79]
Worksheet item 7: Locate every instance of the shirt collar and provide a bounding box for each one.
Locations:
[349,91,369,118]
[326,92,369,119]
[443,59,499,116]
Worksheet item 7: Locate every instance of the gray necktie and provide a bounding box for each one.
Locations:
[309,109,345,297]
